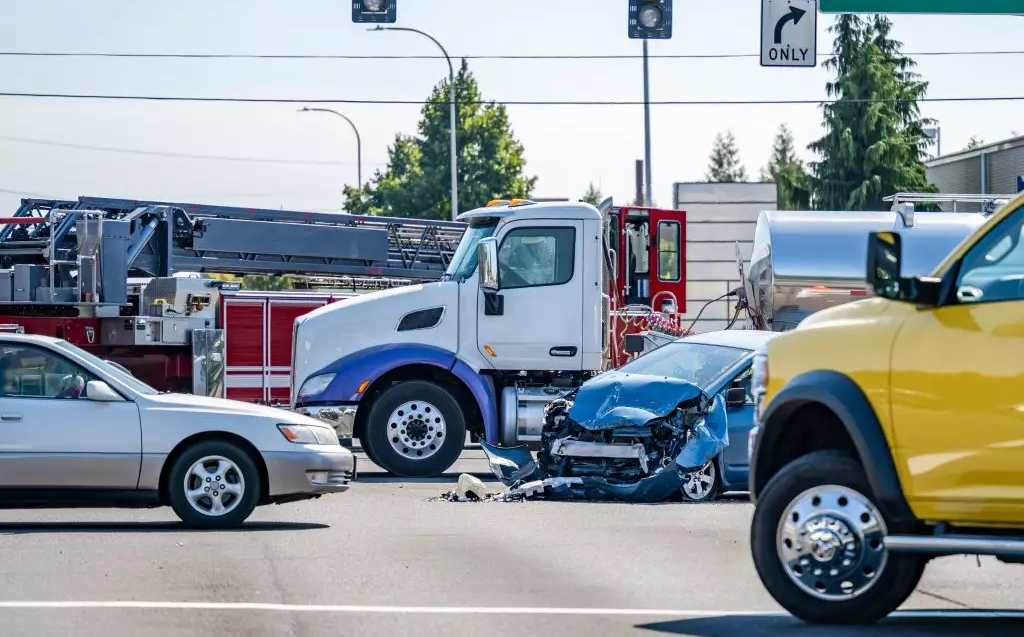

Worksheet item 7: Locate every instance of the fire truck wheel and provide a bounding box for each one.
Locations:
[166,440,261,529]
[363,380,466,478]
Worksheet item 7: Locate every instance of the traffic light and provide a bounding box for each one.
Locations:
[628,0,672,39]
[352,0,396,23]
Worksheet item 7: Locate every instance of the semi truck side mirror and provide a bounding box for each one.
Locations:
[866,231,941,306]
[477,238,500,293]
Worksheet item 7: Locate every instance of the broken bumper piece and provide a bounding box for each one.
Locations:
[478,373,729,503]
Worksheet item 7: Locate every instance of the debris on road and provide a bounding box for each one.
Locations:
[436,473,495,502]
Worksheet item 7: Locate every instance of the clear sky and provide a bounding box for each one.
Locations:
[0,0,1020,216]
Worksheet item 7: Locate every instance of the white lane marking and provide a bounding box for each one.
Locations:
[0,602,1020,618]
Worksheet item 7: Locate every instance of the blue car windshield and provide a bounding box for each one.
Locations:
[446,219,499,280]
[616,341,749,390]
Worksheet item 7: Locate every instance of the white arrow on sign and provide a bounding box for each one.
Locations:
[761,0,818,68]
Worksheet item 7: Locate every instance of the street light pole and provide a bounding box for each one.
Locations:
[371,25,458,221]
[298,107,363,187]
[642,39,653,207]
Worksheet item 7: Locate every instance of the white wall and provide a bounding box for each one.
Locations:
[673,182,777,334]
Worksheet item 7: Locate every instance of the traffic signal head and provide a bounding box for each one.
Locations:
[628,0,672,39]
[352,0,396,23]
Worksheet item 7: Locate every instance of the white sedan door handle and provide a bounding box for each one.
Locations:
[1,413,23,422]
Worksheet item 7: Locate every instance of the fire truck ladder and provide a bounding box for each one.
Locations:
[1,196,466,283]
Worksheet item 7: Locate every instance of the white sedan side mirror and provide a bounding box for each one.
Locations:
[86,380,124,402]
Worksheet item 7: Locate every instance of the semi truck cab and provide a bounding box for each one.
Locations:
[291,199,611,477]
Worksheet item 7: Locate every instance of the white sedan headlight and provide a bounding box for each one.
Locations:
[297,373,336,400]
[278,423,340,446]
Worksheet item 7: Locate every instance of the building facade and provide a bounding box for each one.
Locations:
[925,135,1024,211]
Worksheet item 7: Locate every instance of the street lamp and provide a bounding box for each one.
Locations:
[298,107,363,188]
[370,25,459,221]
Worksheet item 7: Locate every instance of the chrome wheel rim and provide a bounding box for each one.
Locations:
[387,400,446,460]
[776,485,889,601]
[183,455,245,517]
[682,461,716,500]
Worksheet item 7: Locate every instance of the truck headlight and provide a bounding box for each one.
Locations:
[278,424,340,445]
[297,373,336,400]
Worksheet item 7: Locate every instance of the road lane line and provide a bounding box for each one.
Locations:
[0,602,1020,618]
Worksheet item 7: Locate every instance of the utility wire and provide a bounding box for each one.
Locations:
[0,91,1020,105]
[0,50,1021,60]
[0,134,384,166]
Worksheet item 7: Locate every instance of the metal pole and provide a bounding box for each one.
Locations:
[372,26,458,221]
[298,107,363,187]
[642,39,653,207]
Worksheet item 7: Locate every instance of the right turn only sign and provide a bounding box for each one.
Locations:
[761,0,818,67]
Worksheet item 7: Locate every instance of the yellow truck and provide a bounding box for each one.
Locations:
[747,191,1024,624]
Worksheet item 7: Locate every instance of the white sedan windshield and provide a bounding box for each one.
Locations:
[54,341,159,395]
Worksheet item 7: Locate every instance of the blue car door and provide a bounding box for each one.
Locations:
[718,365,756,486]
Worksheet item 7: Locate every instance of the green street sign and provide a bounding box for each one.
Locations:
[820,0,1024,12]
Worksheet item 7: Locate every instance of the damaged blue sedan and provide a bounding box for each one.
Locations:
[481,330,781,503]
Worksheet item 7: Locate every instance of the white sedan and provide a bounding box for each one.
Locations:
[0,334,355,528]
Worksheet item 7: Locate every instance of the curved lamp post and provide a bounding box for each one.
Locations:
[298,107,363,188]
[370,25,458,221]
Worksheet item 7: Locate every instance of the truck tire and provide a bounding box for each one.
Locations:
[362,380,466,478]
[750,450,925,624]
[167,440,261,529]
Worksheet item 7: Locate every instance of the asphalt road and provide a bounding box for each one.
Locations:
[1,446,1023,637]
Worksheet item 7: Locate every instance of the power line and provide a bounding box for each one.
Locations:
[0,50,1021,60]
[0,91,1020,106]
[0,134,384,166]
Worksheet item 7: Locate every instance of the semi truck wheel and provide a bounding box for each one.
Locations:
[750,450,925,624]
[362,380,466,478]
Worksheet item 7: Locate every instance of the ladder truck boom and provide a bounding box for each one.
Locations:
[0,196,467,402]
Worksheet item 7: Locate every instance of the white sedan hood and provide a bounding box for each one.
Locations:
[141,392,317,424]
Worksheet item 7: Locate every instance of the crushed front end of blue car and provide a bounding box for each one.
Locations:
[480,371,729,503]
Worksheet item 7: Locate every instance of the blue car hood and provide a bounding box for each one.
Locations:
[567,371,707,429]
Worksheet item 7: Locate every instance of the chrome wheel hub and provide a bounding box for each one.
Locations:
[388,400,446,460]
[682,461,716,500]
[776,485,888,601]
[184,455,245,517]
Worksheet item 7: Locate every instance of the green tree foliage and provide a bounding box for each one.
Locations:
[581,182,603,205]
[963,136,984,151]
[343,59,537,220]
[809,15,936,210]
[760,123,811,210]
[705,131,747,183]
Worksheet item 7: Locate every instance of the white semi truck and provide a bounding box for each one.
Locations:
[290,198,690,477]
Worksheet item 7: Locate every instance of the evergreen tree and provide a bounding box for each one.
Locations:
[760,123,811,210]
[705,131,748,183]
[343,59,536,219]
[581,182,604,205]
[809,15,936,210]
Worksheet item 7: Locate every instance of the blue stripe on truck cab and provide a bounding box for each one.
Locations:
[305,343,499,444]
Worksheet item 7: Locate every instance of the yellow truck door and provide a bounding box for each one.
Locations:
[889,203,1024,526]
